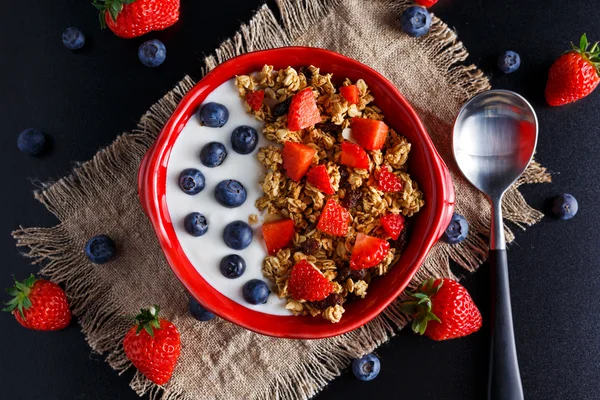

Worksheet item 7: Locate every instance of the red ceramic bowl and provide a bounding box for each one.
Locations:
[138,47,454,339]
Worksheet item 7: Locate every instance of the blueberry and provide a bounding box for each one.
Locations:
[85,235,116,264]
[200,142,228,167]
[231,126,259,155]
[498,51,521,74]
[220,254,246,278]
[188,296,215,321]
[441,213,469,244]
[17,128,46,156]
[214,180,247,208]
[62,27,85,50]
[400,6,431,38]
[184,212,209,236]
[138,39,166,67]
[351,353,381,381]
[242,279,270,304]
[272,97,292,117]
[199,102,229,128]
[223,221,253,250]
[552,194,578,220]
[179,168,205,195]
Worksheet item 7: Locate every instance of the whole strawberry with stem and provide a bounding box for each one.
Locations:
[546,34,600,106]
[400,278,482,341]
[3,274,71,331]
[123,305,181,385]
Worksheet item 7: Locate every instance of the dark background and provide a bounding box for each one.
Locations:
[1,0,598,399]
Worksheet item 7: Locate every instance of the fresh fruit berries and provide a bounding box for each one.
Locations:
[138,39,166,67]
[223,221,253,250]
[414,0,438,7]
[17,128,46,156]
[3,274,71,331]
[62,27,85,50]
[401,278,482,341]
[184,212,209,237]
[188,296,215,321]
[377,169,403,192]
[198,102,229,128]
[351,118,389,150]
[178,168,205,195]
[498,51,521,74]
[339,85,359,104]
[317,198,351,236]
[401,6,432,38]
[282,141,317,182]
[306,165,335,195]
[272,97,292,117]
[351,353,381,381]
[231,126,258,155]
[340,141,370,169]
[441,213,468,244]
[85,235,117,264]
[262,219,295,255]
[123,305,181,385]
[214,180,247,208]
[219,254,246,278]
[546,34,600,106]
[242,279,270,304]
[381,213,405,240]
[350,233,391,270]
[200,142,228,167]
[552,194,578,219]
[287,260,334,301]
[287,88,322,131]
[245,90,264,111]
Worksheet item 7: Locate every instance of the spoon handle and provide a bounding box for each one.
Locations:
[488,249,524,400]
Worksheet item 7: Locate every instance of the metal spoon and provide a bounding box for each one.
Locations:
[453,90,537,400]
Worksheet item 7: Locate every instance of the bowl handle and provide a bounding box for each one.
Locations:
[435,156,455,239]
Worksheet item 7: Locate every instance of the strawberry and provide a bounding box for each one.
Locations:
[317,198,351,236]
[245,90,265,111]
[377,168,403,192]
[546,34,600,106]
[340,141,370,169]
[306,164,335,195]
[350,233,391,270]
[339,85,359,104]
[282,141,317,182]
[351,117,389,150]
[287,88,322,131]
[262,219,295,255]
[400,278,482,341]
[381,213,405,240]
[123,305,181,385]
[93,0,180,39]
[415,0,438,7]
[3,274,71,331]
[287,260,334,301]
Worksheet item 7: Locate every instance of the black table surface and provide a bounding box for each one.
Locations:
[1,1,599,399]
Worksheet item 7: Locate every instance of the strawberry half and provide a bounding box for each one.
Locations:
[350,233,390,270]
[377,169,403,192]
[245,90,265,111]
[306,165,335,195]
[317,198,351,236]
[351,117,389,150]
[262,219,295,255]
[340,141,370,169]
[282,141,317,182]
[287,260,334,301]
[381,213,405,240]
[339,85,359,104]
[287,88,322,131]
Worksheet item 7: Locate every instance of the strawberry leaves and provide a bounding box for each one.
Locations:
[133,305,161,337]
[572,33,600,75]
[3,274,37,319]
[399,278,443,335]
[92,0,137,28]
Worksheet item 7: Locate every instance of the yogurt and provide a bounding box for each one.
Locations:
[165,78,291,315]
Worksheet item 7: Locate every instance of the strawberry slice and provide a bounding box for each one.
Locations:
[287,88,322,131]
[381,213,405,240]
[351,117,389,150]
[350,233,391,270]
[340,141,370,169]
[288,260,334,301]
[306,165,335,195]
[245,90,265,111]
[282,141,317,182]
[317,198,351,236]
[262,219,295,255]
[377,169,403,192]
[339,85,359,104]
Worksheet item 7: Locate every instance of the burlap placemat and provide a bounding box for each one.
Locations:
[13,1,551,399]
